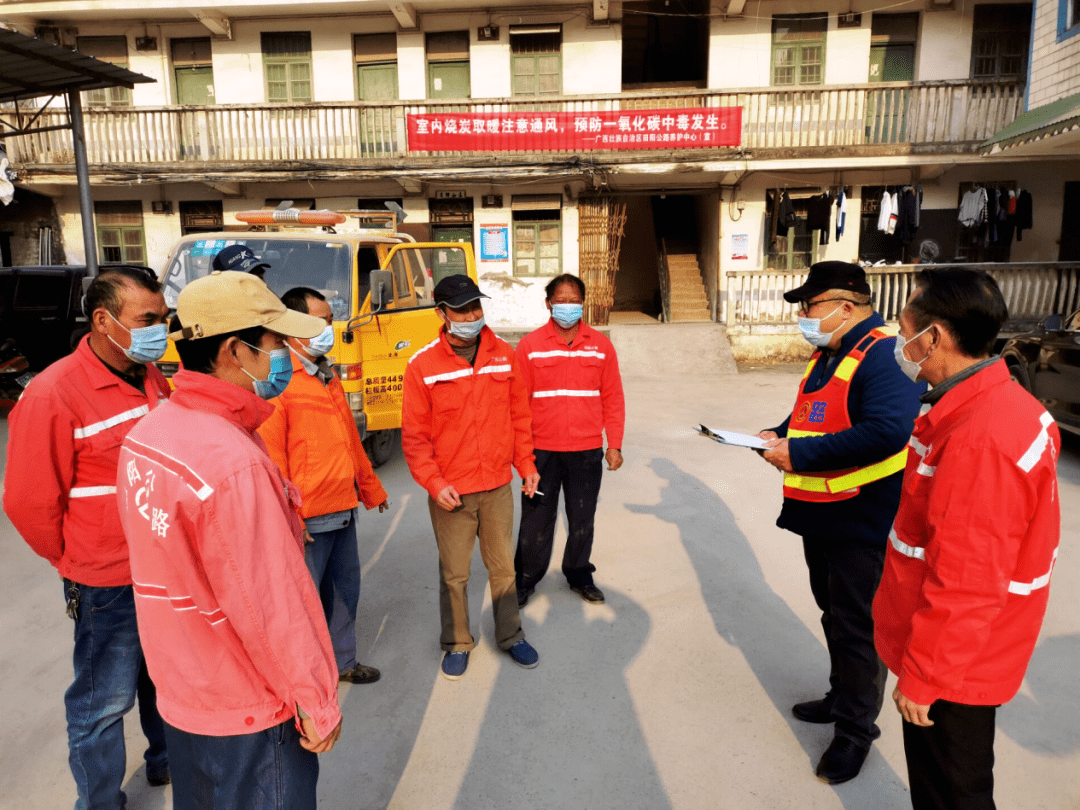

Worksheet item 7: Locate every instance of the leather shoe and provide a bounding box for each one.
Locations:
[792,697,834,724]
[570,584,605,603]
[339,663,381,684]
[815,736,870,785]
[517,586,534,608]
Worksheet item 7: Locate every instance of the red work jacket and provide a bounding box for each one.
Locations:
[515,318,625,452]
[873,361,1060,706]
[3,336,170,586]
[402,327,537,500]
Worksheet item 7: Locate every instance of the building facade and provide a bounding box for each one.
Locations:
[1,0,1076,329]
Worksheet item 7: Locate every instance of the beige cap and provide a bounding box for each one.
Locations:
[169,271,325,341]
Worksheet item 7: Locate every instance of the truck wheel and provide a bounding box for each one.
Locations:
[363,429,399,468]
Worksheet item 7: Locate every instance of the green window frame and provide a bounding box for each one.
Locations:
[970,4,1032,79]
[426,31,471,99]
[513,209,562,276]
[771,14,827,86]
[262,31,313,103]
[78,36,132,106]
[765,192,817,270]
[95,201,147,265]
[510,30,562,96]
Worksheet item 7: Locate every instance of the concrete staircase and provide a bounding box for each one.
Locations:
[665,253,712,322]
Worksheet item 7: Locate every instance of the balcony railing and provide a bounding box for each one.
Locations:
[4,80,1023,167]
[725,262,1080,332]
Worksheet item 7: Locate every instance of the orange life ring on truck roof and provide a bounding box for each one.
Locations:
[236,209,347,226]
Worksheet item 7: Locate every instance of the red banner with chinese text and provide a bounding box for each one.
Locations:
[406,107,741,152]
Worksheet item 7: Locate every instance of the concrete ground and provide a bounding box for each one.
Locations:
[2,367,1079,810]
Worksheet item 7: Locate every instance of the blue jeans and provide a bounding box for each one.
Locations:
[64,581,168,810]
[163,719,318,810]
[304,511,361,671]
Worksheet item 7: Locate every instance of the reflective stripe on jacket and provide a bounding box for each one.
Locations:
[401,327,537,499]
[3,336,170,586]
[516,319,625,452]
[873,360,1059,706]
[117,370,342,739]
[258,353,387,518]
[783,328,907,502]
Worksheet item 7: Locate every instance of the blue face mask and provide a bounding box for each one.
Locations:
[797,305,844,348]
[551,303,583,328]
[305,324,335,357]
[447,314,485,341]
[107,312,168,364]
[241,341,293,399]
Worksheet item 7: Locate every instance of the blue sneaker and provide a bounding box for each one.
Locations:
[441,651,469,681]
[507,640,539,669]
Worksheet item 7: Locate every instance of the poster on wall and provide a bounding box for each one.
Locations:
[480,225,509,262]
[731,234,749,260]
[407,108,742,153]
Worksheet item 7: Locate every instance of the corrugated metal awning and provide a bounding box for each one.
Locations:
[981,91,1080,156]
[0,28,153,104]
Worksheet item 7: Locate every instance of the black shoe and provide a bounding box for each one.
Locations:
[570,584,605,603]
[815,737,870,785]
[792,697,834,724]
[339,664,381,684]
[146,768,171,787]
[517,586,534,608]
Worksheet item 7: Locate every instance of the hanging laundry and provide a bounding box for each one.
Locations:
[835,188,847,241]
[1015,189,1033,241]
[958,186,987,228]
[776,190,797,237]
[886,190,899,235]
[896,187,920,247]
[878,189,893,232]
[806,192,832,246]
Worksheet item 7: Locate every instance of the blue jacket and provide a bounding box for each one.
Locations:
[770,314,925,543]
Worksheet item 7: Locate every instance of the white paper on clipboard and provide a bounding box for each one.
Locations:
[696,424,769,450]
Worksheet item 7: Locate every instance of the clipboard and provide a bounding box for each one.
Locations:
[695,424,769,450]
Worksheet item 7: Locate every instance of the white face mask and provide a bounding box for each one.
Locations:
[894,325,933,382]
[797,305,844,348]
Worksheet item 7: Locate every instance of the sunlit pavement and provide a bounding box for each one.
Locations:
[2,367,1078,810]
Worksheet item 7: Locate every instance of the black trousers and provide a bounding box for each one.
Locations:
[516,448,604,590]
[802,534,888,748]
[903,701,997,810]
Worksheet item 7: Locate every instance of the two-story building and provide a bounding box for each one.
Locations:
[1,0,1076,329]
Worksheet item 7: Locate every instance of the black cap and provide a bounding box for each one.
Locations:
[433,275,489,309]
[212,244,271,274]
[783,261,871,303]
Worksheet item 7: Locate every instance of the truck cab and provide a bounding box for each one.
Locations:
[157,209,477,465]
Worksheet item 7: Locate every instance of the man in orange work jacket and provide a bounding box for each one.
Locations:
[758,261,924,785]
[514,273,625,608]
[402,274,541,682]
[258,287,389,686]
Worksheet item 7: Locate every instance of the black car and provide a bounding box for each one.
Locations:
[1000,309,1080,436]
[0,264,156,372]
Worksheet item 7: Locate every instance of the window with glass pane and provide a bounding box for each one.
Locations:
[262,32,313,102]
[771,15,827,86]
[95,201,146,265]
[77,37,132,106]
[970,4,1031,79]
[510,31,562,96]
[513,210,561,276]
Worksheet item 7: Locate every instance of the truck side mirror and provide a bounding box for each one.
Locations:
[369,269,393,312]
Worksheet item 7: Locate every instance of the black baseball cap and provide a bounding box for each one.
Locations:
[783,261,871,303]
[433,275,489,309]
[212,244,271,275]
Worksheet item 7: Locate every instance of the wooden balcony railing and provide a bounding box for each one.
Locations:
[725,262,1080,332]
[4,80,1023,167]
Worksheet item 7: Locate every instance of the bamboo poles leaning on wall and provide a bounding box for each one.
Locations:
[579,196,628,326]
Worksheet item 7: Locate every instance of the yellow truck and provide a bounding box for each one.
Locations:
[157,208,477,465]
